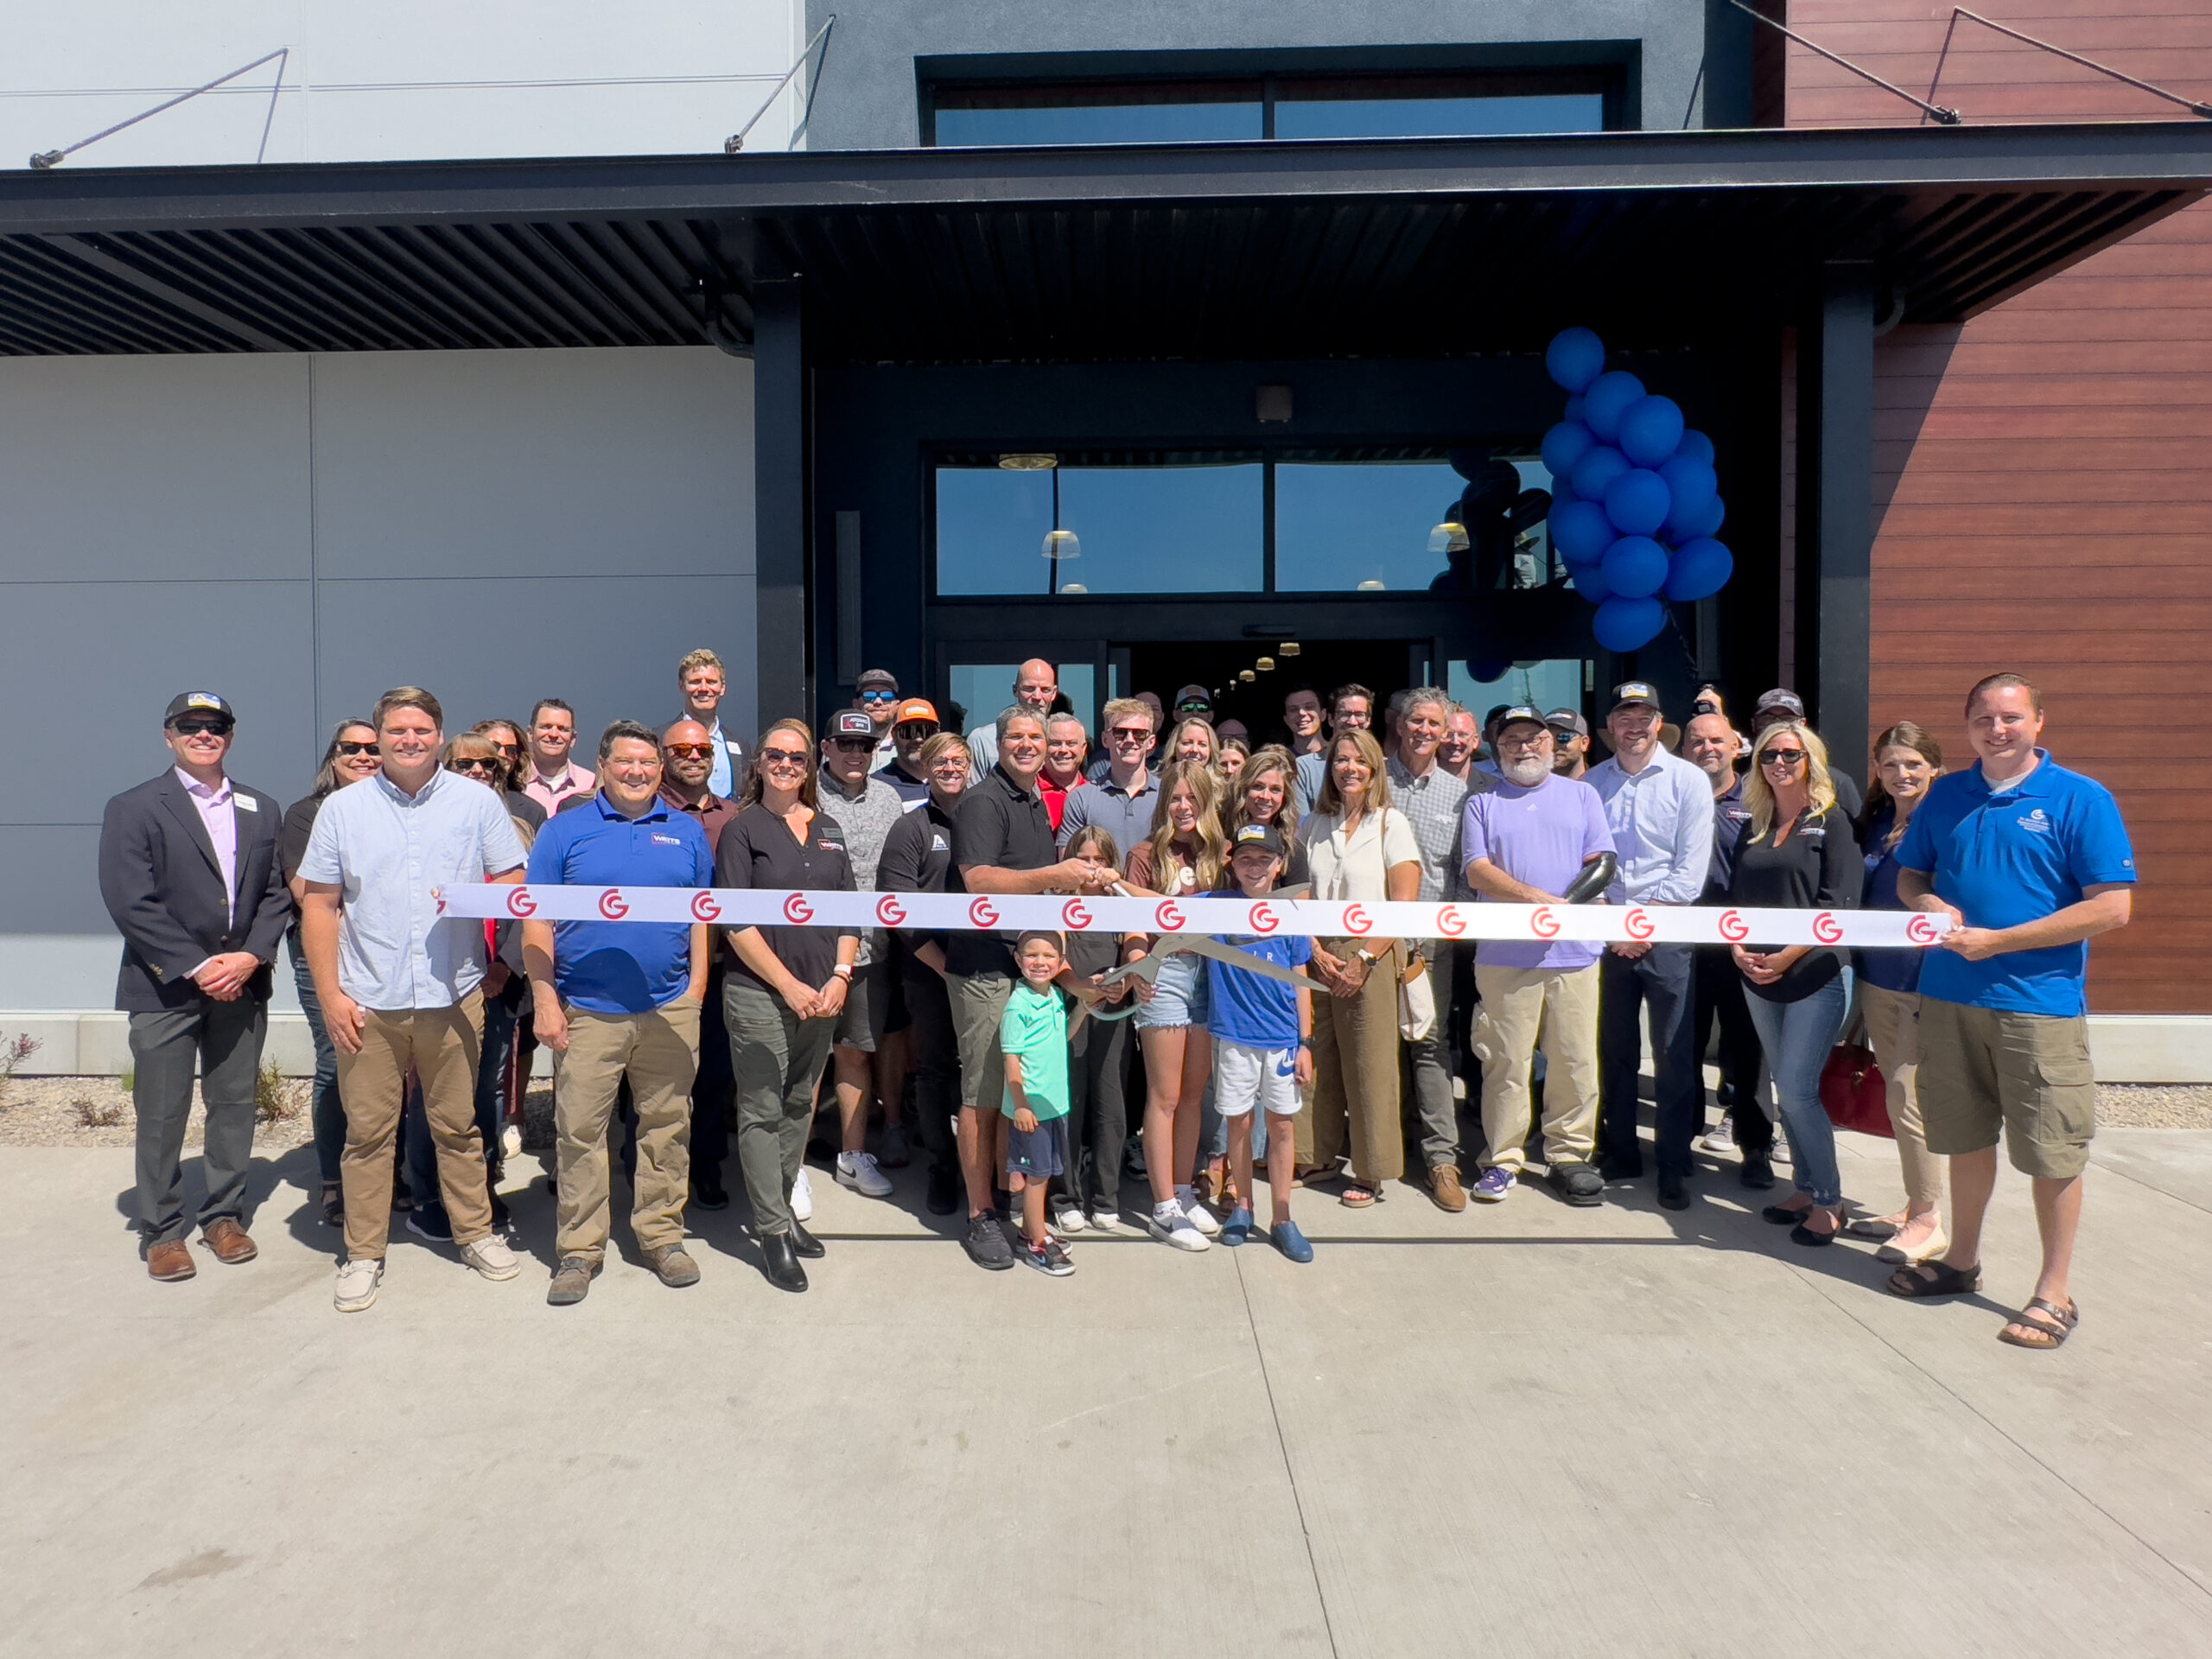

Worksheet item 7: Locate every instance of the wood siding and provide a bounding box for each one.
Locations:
[1787,3,2212,1013]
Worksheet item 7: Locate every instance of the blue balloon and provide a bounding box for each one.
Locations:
[1664,537,1734,602]
[1570,443,1631,504]
[1565,394,1586,424]
[1550,474,1577,505]
[1604,468,1671,537]
[1582,371,1646,442]
[1545,327,1606,392]
[1601,535,1670,599]
[1617,395,1686,468]
[1657,455,1718,531]
[1549,499,1615,566]
[1540,421,1596,480]
[1592,595,1667,653]
[1675,492,1726,542]
[1466,658,1511,685]
[1675,429,1716,466]
[1569,560,1611,605]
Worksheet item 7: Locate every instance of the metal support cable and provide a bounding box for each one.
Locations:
[30,47,290,169]
[1726,0,1963,124]
[725,15,836,153]
[1938,10,2212,121]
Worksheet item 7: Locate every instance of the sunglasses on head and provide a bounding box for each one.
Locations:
[172,719,232,738]
[336,741,379,757]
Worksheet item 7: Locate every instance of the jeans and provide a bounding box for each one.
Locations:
[690,965,734,1184]
[406,984,515,1207]
[287,931,347,1185]
[1401,944,1463,1171]
[1743,968,1853,1208]
[1598,944,1699,1177]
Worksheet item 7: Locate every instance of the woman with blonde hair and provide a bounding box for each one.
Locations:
[1169,716,1221,768]
[1121,760,1230,1248]
[1723,720,1860,1246]
[1297,727,1421,1206]
[1845,721,1948,1263]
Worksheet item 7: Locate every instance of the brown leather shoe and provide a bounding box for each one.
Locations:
[201,1217,258,1265]
[1429,1165,1469,1214]
[147,1240,197,1281]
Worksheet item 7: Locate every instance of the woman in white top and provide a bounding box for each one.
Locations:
[1296,728,1421,1205]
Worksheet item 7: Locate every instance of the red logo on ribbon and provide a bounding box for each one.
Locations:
[599,889,630,920]
[1061,899,1092,929]
[969,897,999,927]
[1718,909,1750,943]
[1248,901,1280,934]
[435,891,448,916]
[1812,911,1844,944]
[506,887,537,918]
[1154,900,1186,931]
[1905,913,1940,944]
[1343,904,1374,936]
[1436,906,1466,938]
[691,891,723,922]
[876,894,906,925]
[1624,907,1656,941]
[1530,906,1560,939]
[783,893,814,924]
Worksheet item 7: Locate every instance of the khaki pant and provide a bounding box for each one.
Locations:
[1297,940,1404,1187]
[336,993,488,1262]
[1472,963,1600,1173]
[1916,996,2095,1179]
[553,1001,702,1262]
[1859,982,1944,1213]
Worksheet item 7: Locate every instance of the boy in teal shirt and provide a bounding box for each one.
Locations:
[1002,931,1087,1277]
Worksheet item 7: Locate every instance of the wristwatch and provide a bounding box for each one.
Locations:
[1297,1036,1313,1051]
[1355,949,1379,967]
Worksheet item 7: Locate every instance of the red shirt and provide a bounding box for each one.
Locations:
[1039,769,1080,832]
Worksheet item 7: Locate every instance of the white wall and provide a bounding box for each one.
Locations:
[0,346,757,1008]
[3,1,808,169]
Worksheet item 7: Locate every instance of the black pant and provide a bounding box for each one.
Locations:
[902,965,962,1180]
[1692,945,1773,1154]
[690,966,734,1182]
[1598,944,1700,1177]
[1062,1012,1131,1215]
[128,995,265,1243]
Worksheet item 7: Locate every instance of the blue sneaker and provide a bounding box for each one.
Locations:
[1471,1167,1516,1204]
[1220,1206,1254,1246]
[1270,1219,1314,1263]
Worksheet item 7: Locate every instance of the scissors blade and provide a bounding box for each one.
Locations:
[1154,934,1312,991]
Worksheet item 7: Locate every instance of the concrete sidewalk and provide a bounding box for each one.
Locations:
[4,1129,2210,1658]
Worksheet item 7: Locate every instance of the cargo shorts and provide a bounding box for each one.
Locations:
[1916,995,2095,1179]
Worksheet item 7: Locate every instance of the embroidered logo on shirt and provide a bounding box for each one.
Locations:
[931,834,949,851]
[650,834,683,846]
[2017,808,2052,834]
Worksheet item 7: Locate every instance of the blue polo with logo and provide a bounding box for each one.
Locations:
[1894,749,2135,1017]
[525,793,713,1014]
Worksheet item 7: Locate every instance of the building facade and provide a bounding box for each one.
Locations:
[3,1,2206,1075]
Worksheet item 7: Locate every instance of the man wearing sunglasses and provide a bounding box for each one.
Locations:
[855,668,902,767]
[99,692,293,1282]
[1057,696,1160,858]
[660,719,740,1206]
[819,710,910,1200]
[874,697,941,806]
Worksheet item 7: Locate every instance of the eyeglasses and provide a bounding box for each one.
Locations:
[662,743,713,760]
[760,748,809,767]
[1761,748,1808,769]
[172,720,233,738]
[859,690,897,704]
[335,741,380,757]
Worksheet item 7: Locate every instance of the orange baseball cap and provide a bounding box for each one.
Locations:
[893,698,939,727]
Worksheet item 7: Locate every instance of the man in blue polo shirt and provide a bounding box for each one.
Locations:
[1888,673,2134,1351]
[523,721,714,1306]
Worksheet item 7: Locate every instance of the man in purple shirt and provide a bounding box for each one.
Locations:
[1460,707,1616,1208]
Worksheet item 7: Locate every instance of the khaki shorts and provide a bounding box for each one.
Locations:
[1916,996,2095,1179]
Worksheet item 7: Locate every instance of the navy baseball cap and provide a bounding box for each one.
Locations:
[1494,705,1548,734]
[1230,823,1287,858]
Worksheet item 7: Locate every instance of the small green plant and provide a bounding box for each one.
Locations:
[0,1031,40,1109]
[73,1095,124,1128]
[119,1064,136,1092]
[255,1060,298,1127]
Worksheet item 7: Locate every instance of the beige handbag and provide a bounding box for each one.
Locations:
[1397,949,1435,1041]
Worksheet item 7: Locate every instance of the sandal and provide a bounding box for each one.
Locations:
[1998,1297,2080,1351]
[1885,1260,1981,1299]
[1339,1184,1378,1209]
[1843,1217,1901,1242]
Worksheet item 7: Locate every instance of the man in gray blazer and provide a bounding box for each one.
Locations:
[98,692,291,1281]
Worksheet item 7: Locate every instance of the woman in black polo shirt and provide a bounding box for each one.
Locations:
[716,718,860,1293]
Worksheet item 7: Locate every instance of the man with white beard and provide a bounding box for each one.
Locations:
[1459,708,1617,1208]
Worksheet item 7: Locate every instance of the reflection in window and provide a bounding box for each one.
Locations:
[949,663,1098,739]
[935,463,1263,596]
[1449,660,1586,723]
[1274,461,1466,592]
[1274,92,1605,140]
[933,83,1262,146]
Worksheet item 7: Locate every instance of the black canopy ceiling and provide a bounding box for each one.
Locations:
[1,121,2207,363]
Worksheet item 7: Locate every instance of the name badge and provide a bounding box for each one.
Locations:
[233,796,259,812]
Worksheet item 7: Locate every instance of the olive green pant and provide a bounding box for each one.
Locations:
[552,1001,702,1263]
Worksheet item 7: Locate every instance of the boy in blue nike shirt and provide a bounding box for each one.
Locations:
[1205,824,1317,1262]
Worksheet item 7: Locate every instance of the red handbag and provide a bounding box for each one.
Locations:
[1820,1042,1893,1138]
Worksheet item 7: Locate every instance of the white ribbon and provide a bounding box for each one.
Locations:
[439,886,1949,948]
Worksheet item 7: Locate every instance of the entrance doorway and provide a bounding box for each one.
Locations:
[1122,638,1421,747]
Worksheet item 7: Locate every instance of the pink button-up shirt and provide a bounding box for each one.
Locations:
[524,760,596,815]
[176,767,238,907]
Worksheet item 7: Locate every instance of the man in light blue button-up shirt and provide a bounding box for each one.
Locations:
[301,687,527,1311]
[1586,683,1715,1209]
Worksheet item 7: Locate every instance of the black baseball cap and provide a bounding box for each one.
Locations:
[1545,707,1588,738]
[164,691,235,727]
[1610,681,1662,714]
[1756,688,1806,721]
[1173,683,1213,715]
[830,710,876,741]
[1494,705,1549,734]
[1230,823,1287,858]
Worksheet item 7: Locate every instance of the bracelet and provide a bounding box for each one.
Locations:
[1297,1037,1313,1051]
[831,963,853,980]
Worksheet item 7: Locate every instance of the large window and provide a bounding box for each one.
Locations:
[927,70,1613,147]
[935,454,1553,598]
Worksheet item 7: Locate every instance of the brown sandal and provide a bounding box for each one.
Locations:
[1886,1260,1981,1299]
[1998,1297,2079,1350]
[1338,1184,1378,1208]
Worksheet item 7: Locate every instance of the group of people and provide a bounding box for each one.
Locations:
[99,651,2133,1351]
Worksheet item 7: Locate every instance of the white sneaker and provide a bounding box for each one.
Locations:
[1090,1210,1121,1232]
[501,1124,523,1159]
[1177,1186,1222,1236]
[790,1166,815,1221]
[1696,1118,1737,1154]
[460,1236,521,1281]
[836,1150,894,1198]
[1148,1204,1211,1252]
[1050,1197,1088,1234]
[334,1256,384,1313]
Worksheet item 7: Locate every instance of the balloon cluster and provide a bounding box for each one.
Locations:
[1539,327,1732,654]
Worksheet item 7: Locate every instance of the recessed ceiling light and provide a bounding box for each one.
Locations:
[999,453,1057,471]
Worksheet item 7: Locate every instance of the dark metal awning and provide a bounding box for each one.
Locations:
[2,121,2208,362]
